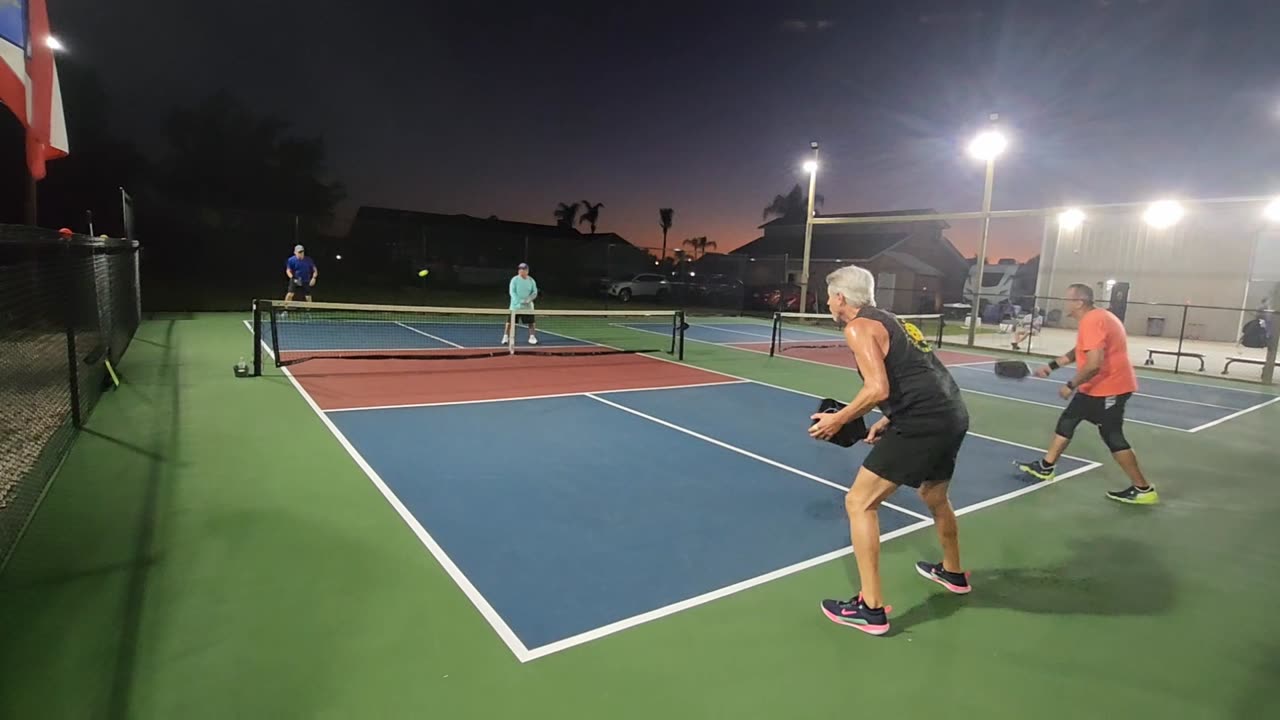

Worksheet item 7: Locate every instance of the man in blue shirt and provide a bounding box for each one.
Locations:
[285,244,318,302]
[503,262,539,345]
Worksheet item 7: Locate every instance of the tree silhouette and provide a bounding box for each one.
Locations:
[554,201,580,228]
[579,200,604,233]
[659,207,674,261]
[162,90,343,217]
[682,236,717,259]
[762,183,824,221]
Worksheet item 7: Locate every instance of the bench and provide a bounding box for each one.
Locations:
[1144,348,1205,371]
[1223,356,1267,374]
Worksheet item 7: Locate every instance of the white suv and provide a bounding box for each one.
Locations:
[608,273,670,302]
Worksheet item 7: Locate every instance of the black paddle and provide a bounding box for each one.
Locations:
[993,359,1031,379]
[811,398,868,447]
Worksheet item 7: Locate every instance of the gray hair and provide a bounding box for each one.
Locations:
[826,265,876,308]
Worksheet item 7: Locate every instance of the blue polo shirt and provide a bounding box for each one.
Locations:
[287,255,316,284]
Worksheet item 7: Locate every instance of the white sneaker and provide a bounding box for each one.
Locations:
[501,335,509,344]
[528,336,539,345]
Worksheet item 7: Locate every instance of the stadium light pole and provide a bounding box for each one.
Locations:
[799,141,819,314]
[965,114,1008,346]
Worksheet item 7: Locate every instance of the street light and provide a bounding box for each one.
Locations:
[1264,197,1280,223]
[1057,207,1086,230]
[966,114,1007,346]
[799,141,820,313]
[1143,200,1184,229]
[45,35,65,52]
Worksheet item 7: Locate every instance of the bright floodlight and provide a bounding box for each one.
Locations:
[1264,197,1280,223]
[45,35,64,52]
[803,160,818,174]
[1143,200,1184,229]
[335,254,343,260]
[1057,208,1086,230]
[968,130,1008,161]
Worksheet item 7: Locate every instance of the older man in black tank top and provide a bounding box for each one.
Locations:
[808,265,971,636]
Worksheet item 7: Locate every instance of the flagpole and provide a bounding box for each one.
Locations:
[25,176,37,225]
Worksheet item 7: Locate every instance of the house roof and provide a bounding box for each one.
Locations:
[758,208,951,230]
[881,251,942,277]
[732,230,909,260]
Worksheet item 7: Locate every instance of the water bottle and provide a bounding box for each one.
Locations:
[236,355,248,376]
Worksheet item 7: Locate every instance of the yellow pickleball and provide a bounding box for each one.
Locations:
[417,269,430,278]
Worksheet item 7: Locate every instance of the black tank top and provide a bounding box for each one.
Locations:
[853,307,969,435]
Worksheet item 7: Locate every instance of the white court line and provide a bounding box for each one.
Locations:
[394,321,464,348]
[1187,395,1280,433]
[951,363,1246,411]
[244,317,1104,662]
[687,323,774,339]
[585,393,928,521]
[324,380,749,413]
[524,455,1105,662]
[240,320,535,662]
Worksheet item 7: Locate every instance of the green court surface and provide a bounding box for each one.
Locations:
[2,313,1279,719]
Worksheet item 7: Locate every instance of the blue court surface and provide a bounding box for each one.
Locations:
[323,379,1098,660]
[620,322,1279,433]
[620,320,833,346]
[276,318,602,351]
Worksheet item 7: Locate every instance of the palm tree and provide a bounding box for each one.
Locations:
[579,201,604,234]
[659,207,674,261]
[682,236,717,259]
[553,202,580,228]
[762,183,825,221]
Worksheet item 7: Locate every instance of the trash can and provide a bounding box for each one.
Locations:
[1146,316,1165,336]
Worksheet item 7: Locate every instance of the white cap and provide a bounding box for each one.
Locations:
[294,244,305,252]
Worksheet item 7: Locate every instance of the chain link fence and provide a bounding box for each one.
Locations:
[0,225,141,567]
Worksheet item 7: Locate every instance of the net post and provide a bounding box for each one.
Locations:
[268,300,282,366]
[252,299,263,376]
[675,310,684,360]
[508,311,516,355]
[1262,309,1277,385]
[934,314,944,349]
[770,312,780,357]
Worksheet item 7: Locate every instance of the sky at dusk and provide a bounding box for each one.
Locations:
[51,0,1280,261]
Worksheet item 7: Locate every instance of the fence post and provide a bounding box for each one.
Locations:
[252,299,263,377]
[1174,304,1189,374]
[1263,309,1278,385]
[61,244,83,428]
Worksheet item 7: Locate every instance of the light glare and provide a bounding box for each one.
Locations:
[1264,197,1280,223]
[45,36,64,51]
[803,160,818,174]
[968,130,1008,161]
[1143,200,1184,229]
[1057,208,1085,230]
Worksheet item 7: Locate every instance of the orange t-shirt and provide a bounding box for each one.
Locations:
[1075,308,1138,397]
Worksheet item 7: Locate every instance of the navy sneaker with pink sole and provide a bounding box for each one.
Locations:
[915,561,972,594]
[819,594,892,636]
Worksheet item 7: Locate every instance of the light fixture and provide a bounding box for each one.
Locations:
[1264,197,1280,223]
[45,35,64,52]
[803,160,818,174]
[967,130,1008,161]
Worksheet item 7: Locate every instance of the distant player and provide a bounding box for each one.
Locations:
[1016,283,1158,505]
[503,262,538,345]
[285,244,317,302]
[808,265,972,636]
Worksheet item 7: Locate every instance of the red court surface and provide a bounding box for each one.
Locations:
[289,353,734,410]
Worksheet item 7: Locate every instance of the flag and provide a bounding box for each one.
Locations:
[0,0,68,179]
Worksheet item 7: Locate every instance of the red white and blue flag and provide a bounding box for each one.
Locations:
[0,0,68,179]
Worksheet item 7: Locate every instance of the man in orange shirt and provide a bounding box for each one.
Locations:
[1017,283,1159,505]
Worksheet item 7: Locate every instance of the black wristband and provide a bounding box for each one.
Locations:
[1066,380,1077,390]
[1048,360,1060,371]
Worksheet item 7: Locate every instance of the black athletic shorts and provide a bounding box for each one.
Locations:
[863,425,968,489]
[515,314,536,325]
[287,281,311,298]
[1059,392,1131,433]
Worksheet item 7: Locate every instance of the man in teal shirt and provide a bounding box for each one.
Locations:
[503,262,539,345]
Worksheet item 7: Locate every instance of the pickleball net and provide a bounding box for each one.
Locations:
[251,300,686,369]
[770,311,945,356]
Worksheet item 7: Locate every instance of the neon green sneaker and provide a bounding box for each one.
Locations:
[1106,485,1159,505]
[1015,459,1055,481]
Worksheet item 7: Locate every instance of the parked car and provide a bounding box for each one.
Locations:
[607,273,672,302]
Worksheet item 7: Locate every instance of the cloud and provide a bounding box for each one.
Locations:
[781,18,835,32]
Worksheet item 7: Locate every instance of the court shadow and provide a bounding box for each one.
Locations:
[890,536,1175,633]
